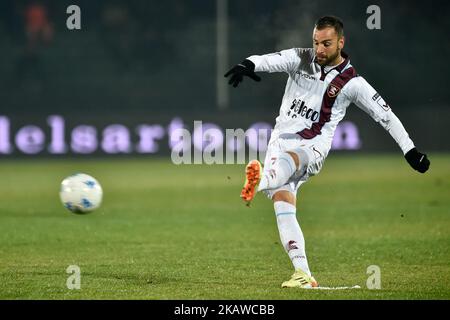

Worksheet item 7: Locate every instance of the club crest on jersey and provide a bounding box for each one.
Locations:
[327,84,341,97]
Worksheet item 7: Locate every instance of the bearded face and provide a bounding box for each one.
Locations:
[313,27,345,66]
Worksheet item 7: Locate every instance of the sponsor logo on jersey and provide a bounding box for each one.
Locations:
[327,84,341,97]
[287,98,319,121]
[296,71,316,81]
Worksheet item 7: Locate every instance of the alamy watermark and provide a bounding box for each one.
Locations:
[366,265,381,289]
[366,5,381,30]
[169,120,361,165]
[66,265,81,290]
[66,5,81,30]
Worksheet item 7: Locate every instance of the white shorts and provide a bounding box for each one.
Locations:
[262,134,326,199]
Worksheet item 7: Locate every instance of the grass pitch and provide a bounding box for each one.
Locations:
[0,154,449,299]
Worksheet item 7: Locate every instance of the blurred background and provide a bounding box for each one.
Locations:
[0,0,449,157]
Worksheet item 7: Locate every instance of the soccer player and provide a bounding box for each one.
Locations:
[224,16,430,288]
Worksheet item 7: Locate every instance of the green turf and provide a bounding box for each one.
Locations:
[0,154,449,299]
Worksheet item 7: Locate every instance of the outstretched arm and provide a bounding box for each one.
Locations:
[224,48,302,88]
[348,77,430,173]
[247,48,302,73]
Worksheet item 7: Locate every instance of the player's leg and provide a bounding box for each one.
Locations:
[240,149,308,203]
[257,151,300,191]
[272,189,318,288]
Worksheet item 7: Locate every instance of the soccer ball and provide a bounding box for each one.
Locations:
[60,173,103,214]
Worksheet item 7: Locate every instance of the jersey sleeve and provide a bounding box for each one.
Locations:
[246,48,302,74]
[346,77,415,155]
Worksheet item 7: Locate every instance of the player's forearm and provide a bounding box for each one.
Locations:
[380,110,415,155]
[247,54,281,73]
[386,110,430,173]
[247,49,300,74]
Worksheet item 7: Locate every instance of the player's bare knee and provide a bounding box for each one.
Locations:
[286,151,300,169]
[272,190,296,206]
[287,148,310,175]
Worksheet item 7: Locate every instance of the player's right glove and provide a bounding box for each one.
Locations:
[404,148,430,173]
[224,59,261,87]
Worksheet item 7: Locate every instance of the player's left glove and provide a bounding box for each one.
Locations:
[404,148,430,173]
[224,59,261,87]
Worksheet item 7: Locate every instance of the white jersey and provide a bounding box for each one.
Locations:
[247,48,415,158]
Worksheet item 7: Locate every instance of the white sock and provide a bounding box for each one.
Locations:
[274,201,311,276]
[258,153,297,191]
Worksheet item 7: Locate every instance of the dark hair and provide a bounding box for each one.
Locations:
[315,16,344,38]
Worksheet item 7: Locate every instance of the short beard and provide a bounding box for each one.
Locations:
[317,49,341,66]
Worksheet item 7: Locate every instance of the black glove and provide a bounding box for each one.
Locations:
[405,148,430,173]
[224,59,261,87]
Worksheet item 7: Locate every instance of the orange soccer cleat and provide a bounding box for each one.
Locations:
[240,160,263,204]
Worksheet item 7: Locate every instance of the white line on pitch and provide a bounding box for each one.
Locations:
[311,285,362,290]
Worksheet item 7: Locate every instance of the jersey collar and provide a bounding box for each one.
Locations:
[318,51,350,81]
